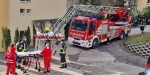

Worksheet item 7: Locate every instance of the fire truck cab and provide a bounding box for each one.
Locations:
[68,7,131,48]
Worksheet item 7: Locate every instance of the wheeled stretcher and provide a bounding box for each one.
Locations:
[16,51,43,74]
[16,31,62,74]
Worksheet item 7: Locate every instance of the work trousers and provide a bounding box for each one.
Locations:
[60,54,66,64]
[64,30,68,41]
[43,58,51,71]
[6,64,16,75]
[17,57,22,66]
[140,26,145,31]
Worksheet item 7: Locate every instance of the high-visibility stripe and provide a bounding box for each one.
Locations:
[61,62,67,64]
[6,61,15,63]
[6,59,13,61]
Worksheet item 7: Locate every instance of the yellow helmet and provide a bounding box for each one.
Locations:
[45,27,50,32]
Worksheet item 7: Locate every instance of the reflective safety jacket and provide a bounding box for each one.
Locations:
[60,43,66,55]
[17,43,23,52]
[4,51,16,65]
[140,22,146,26]
[22,40,28,52]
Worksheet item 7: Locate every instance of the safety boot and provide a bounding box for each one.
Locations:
[64,64,67,68]
[59,64,65,68]
[43,68,47,73]
[17,65,21,69]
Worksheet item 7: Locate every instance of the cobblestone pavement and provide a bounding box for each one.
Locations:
[0,26,150,75]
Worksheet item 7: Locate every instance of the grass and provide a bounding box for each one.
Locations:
[127,33,150,43]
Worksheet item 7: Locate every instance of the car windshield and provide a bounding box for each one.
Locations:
[70,20,88,31]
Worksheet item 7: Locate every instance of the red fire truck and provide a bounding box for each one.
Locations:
[68,7,131,48]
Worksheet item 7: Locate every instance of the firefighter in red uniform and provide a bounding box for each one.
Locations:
[4,44,17,75]
[40,43,52,73]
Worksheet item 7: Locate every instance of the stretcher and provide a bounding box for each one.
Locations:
[16,51,43,74]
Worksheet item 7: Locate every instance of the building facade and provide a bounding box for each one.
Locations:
[137,0,150,10]
[0,0,8,51]
[8,0,67,43]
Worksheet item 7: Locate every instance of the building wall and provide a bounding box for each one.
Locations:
[0,0,8,51]
[137,0,150,10]
[9,0,67,43]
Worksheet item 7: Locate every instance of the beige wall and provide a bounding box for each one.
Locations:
[9,0,67,43]
[0,0,8,51]
[137,0,150,10]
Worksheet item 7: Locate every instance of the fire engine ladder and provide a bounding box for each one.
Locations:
[51,5,78,33]
[52,4,121,34]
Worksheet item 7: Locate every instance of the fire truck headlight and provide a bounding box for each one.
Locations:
[82,41,88,45]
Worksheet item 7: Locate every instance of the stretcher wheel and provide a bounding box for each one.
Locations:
[38,69,40,72]
[21,68,24,71]
[23,70,26,74]
[15,73,18,75]
[35,67,37,70]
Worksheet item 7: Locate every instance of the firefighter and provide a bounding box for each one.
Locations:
[59,39,67,68]
[45,27,50,33]
[64,22,70,41]
[22,36,28,52]
[40,43,52,73]
[16,38,23,69]
[20,36,28,70]
[140,20,146,34]
[4,44,17,75]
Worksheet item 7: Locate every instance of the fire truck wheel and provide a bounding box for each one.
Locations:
[119,31,125,40]
[92,39,99,49]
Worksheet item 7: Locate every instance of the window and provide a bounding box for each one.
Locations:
[70,20,88,31]
[147,0,150,3]
[20,0,30,2]
[20,31,24,38]
[26,9,31,14]
[20,9,25,14]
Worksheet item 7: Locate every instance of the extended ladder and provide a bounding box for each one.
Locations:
[51,5,78,33]
[51,4,124,34]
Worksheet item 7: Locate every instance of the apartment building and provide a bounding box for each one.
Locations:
[8,0,67,42]
[137,0,150,10]
[0,0,8,51]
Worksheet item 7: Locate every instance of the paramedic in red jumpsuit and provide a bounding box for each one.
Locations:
[4,44,17,75]
[40,43,52,73]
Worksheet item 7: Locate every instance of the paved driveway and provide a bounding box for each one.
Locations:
[0,26,150,75]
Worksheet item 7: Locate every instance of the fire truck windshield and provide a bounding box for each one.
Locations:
[70,20,87,31]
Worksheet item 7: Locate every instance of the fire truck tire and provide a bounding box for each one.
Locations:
[92,39,99,49]
[119,31,125,40]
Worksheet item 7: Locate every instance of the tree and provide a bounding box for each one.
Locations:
[1,27,11,51]
[142,6,150,19]
[33,25,36,46]
[24,26,31,46]
[14,28,19,43]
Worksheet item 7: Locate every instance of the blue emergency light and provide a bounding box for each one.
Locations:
[75,14,78,17]
[90,16,93,19]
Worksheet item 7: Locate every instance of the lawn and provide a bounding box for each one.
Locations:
[127,33,150,43]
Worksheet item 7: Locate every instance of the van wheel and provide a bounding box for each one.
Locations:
[92,39,99,49]
[119,31,125,40]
